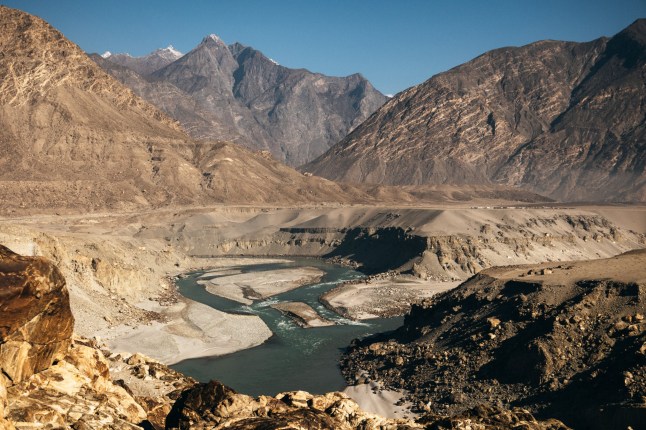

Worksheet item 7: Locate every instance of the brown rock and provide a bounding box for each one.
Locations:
[487,317,502,329]
[0,245,74,384]
[166,380,422,429]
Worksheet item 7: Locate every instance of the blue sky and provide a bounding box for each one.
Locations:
[2,0,644,95]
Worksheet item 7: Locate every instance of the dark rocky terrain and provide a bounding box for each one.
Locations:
[306,19,646,203]
[341,250,646,429]
[95,35,388,166]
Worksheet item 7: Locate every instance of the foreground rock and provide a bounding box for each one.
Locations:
[342,250,646,429]
[0,245,195,429]
[165,380,567,430]
[0,245,74,384]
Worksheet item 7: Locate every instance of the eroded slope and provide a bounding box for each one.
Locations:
[342,250,646,429]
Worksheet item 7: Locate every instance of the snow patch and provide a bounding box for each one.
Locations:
[153,45,183,60]
[204,33,223,43]
[101,51,112,58]
[268,58,279,66]
[164,44,183,57]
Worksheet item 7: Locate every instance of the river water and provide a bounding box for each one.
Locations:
[171,258,403,396]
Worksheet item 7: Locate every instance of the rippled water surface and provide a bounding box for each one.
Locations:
[172,258,402,396]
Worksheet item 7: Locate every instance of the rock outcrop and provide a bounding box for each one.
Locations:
[165,380,567,430]
[0,245,74,384]
[306,19,646,202]
[0,244,195,429]
[341,250,646,429]
[95,37,387,166]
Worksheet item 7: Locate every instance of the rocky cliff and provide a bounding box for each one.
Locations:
[306,20,646,202]
[341,250,646,429]
[96,35,388,166]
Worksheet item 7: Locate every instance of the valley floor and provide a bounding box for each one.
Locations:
[0,204,644,386]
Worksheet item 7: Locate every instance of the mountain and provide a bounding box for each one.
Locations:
[96,35,388,166]
[102,45,183,75]
[0,6,371,215]
[305,20,646,202]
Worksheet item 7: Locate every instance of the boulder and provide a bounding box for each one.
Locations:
[0,245,74,384]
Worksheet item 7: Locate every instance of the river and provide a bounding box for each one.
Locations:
[171,258,403,396]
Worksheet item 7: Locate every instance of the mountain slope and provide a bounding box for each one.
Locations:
[306,20,646,202]
[0,5,203,212]
[0,6,371,215]
[97,36,388,166]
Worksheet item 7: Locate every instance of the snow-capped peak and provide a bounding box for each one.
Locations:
[101,51,112,58]
[164,45,182,57]
[153,45,183,60]
[200,33,225,46]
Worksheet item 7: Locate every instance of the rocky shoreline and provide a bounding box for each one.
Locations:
[320,273,459,320]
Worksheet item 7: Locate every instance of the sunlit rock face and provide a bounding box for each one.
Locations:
[0,245,74,384]
[306,19,646,202]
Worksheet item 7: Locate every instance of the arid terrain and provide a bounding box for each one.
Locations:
[1,4,645,429]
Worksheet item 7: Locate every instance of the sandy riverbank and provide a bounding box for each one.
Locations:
[343,382,416,420]
[271,301,334,328]
[198,266,325,305]
[102,295,272,365]
[322,276,460,320]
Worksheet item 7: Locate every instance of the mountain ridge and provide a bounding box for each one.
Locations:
[97,33,388,166]
[305,19,646,202]
[0,5,381,215]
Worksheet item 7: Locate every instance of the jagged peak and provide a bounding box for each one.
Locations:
[155,44,182,56]
[151,44,183,60]
[201,33,225,46]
